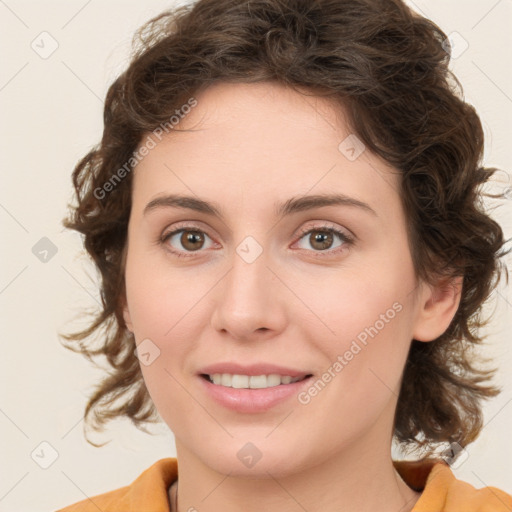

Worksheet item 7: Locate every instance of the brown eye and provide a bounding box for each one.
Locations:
[308,230,334,250]
[161,227,215,257]
[295,225,353,256]
[180,230,205,251]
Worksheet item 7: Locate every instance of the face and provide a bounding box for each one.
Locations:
[122,81,434,477]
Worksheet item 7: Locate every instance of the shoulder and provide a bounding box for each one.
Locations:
[55,458,178,512]
[401,459,512,512]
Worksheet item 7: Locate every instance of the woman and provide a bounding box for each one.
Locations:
[57,0,511,510]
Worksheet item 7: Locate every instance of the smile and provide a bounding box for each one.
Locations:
[202,373,307,389]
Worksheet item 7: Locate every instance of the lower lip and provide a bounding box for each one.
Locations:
[199,375,313,413]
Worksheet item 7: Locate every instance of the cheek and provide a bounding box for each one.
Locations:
[295,279,414,443]
[124,249,208,339]
[124,254,209,403]
[301,261,412,343]
[302,259,416,391]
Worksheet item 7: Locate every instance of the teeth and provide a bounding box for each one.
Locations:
[209,373,303,389]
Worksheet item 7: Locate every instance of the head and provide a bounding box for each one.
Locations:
[61,0,509,471]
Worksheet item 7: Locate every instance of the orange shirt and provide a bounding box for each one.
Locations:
[56,457,512,512]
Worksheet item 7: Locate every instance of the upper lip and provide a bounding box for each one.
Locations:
[198,362,312,378]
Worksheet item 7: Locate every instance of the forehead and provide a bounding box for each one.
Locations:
[131,81,402,221]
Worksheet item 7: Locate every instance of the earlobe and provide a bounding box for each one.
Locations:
[412,275,463,342]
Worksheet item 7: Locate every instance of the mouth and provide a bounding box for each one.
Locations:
[200,373,313,389]
[196,362,314,412]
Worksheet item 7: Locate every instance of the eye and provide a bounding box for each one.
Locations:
[160,226,216,258]
[294,224,353,255]
[159,222,354,259]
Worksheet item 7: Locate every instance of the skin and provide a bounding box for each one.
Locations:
[122,81,462,512]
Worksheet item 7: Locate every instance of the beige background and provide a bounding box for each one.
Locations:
[0,0,511,510]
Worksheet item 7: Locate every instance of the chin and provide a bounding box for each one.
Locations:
[192,439,314,479]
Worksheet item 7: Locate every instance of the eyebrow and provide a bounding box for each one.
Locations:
[143,193,378,219]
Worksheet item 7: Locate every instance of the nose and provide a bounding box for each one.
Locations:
[209,238,287,341]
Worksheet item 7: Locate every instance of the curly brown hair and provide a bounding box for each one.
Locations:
[60,0,510,454]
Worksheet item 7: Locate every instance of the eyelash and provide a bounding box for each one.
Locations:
[159,222,354,259]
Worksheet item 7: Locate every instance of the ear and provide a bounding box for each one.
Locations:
[412,275,463,342]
